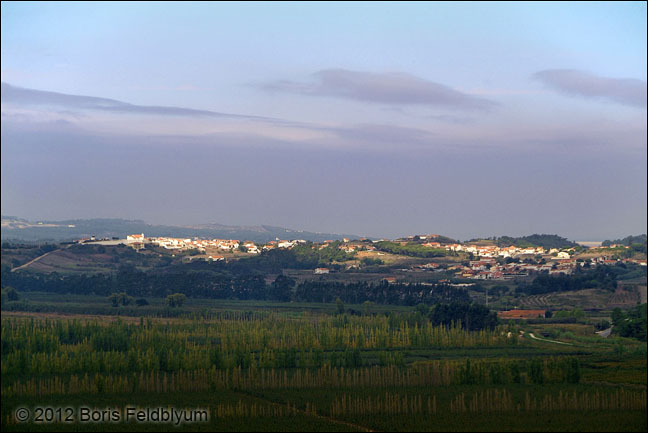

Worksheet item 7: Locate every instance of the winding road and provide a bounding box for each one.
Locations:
[527,332,574,346]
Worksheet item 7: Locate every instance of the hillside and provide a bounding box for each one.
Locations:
[602,234,647,246]
[468,234,580,249]
[0,217,359,243]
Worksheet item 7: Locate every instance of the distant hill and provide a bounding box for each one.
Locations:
[468,234,580,249]
[0,217,360,243]
[601,234,647,247]
[400,234,458,244]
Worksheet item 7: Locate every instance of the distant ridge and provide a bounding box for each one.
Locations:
[466,234,580,249]
[0,216,361,243]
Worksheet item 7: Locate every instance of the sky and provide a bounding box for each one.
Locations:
[1,1,646,240]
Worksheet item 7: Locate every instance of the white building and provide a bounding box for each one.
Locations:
[126,233,145,250]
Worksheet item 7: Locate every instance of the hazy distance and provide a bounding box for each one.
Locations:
[1,2,646,241]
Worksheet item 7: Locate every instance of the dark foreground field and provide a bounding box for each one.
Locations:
[3,386,646,432]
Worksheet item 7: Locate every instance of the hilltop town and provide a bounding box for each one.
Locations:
[80,232,646,282]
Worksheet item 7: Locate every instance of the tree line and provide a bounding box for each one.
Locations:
[2,264,470,306]
[2,312,509,378]
[516,265,627,295]
[374,241,452,258]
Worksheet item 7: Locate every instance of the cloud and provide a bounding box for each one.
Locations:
[0,82,278,121]
[533,69,647,108]
[0,82,446,148]
[3,81,643,155]
[260,69,497,110]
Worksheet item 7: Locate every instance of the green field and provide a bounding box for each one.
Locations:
[1,294,646,431]
[1,291,417,317]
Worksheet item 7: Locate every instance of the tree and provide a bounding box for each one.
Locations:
[269,274,294,302]
[336,297,345,315]
[135,298,149,307]
[528,358,545,384]
[429,302,498,331]
[6,287,19,301]
[362,300,375,316]
[610,308,624,326]
[122,293,134,306]
[565,357,581,383]
[415,303,429,316]
[166,293,187,307]
[108,292,134,307]
[108,293,120,307]
[611,304,647,341]
[361,257,383,266]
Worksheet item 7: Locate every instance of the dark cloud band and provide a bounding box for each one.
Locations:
[261,69,497,111]
[1,82,277,122]
[533,69,647,108]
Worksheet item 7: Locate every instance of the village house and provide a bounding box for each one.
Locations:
[126,233,145,250]
[126,233,144,242]
[218,240,240,250]
[243,242,260,254]
[263,241,277,251]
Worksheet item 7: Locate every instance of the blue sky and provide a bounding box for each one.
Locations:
[1,2,646,240]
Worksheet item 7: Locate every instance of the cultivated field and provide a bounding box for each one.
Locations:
[1,297,646,432]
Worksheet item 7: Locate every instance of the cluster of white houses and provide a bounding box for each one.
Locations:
[420,241,568,259]
[451,258,578,280]
[123,234,310,254]
[124,233,569,257]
